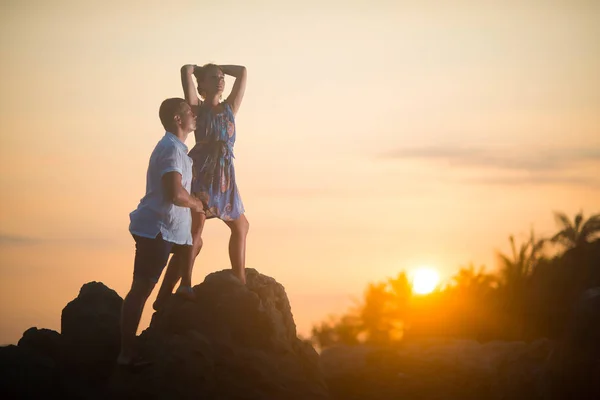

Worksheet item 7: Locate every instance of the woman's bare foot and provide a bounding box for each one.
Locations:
[175,285,196,300]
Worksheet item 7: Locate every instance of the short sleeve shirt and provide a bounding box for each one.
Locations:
[129,132,193,245]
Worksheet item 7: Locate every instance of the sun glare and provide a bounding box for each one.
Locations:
[411,267,440,295]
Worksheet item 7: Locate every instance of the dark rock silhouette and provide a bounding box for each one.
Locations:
[0,269,329,400]
[543,287,600,399]
[2,283,125,399]
[1,269,598,399]
[18,327,63,363]
[320,339,553,400]
[109,269,329,399]
[0,344,68,399]
[61,281,123,386]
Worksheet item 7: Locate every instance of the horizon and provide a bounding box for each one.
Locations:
[1,0,599,345]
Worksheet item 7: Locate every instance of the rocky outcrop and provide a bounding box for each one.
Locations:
[18,327,63,363]
[61,282,123,386]
[2,271,597,399]
[0,344,69,399]
[109,269,329,399]
[0,270,329,400]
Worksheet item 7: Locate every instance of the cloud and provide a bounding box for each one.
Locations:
[0,233,125,248]
[381,145,600,187]
[384,146,600,172]
[464,175,600,189]
[0,234,41,245]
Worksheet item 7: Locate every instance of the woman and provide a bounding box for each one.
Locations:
[154,63,248,306]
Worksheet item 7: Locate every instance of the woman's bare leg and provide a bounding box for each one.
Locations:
[224,214,249,284]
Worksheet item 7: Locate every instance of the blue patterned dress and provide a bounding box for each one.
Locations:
[189,102,244,221]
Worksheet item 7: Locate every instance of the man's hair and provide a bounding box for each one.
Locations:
[159,97,186,131]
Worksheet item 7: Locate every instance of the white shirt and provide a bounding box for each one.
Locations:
[129,132,193,245]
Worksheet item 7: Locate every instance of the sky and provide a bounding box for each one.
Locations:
[1,0,599,344]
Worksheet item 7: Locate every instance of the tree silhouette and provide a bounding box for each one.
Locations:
[550,211,600,249]
[450,263,497,294]
[310,314,361,348]
[358,275,410,344]
[311,210,600,348]
[497,229,544,290]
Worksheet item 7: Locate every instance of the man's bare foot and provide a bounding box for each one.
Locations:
[116,354,152,372]
[152,296,167,311]
[116,353,133,366]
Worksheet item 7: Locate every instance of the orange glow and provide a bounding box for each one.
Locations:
[411,268,440,295]
[0,1,599,346]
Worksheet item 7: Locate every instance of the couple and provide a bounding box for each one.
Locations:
[117,63,249,367]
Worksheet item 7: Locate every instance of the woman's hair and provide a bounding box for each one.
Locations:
[194,63,223,100]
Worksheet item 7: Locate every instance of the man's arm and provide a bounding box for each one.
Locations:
[162,172,204,212]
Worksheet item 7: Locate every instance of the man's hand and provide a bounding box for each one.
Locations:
[191,198,205,214]
[162,171,202,211]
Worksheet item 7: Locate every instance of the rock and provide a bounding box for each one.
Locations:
[544,287,600,399]
[18,327,63,364]
[320,339,554,400]
[566,287,600,355]
[1,271,327,399]
[2,283,123,399]
[109,268,329,399]
[0,345,67,399]
[320,345,401,400]
[493,338,552,400]
[61,281,123,385]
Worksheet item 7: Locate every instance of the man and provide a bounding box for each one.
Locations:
[117,98,204,367]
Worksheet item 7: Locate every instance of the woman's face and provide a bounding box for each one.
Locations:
[199,66,225,97]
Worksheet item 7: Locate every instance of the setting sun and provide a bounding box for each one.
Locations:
[411,268,440,295]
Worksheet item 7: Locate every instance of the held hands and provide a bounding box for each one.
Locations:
[192,199,205,214]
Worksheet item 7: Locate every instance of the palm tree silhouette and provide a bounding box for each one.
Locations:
[451,263,497,293]
[497,230,545,288]
[550,211,600,249]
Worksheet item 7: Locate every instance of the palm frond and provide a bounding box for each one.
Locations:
[579,213,600,244]
[574,211,584,232]
[553,211,573,230]
[550,231,564,243]
[509,235,517,262]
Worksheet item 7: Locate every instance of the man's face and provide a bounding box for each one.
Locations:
[178,102,197,133]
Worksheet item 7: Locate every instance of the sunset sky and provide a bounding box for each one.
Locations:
[1,0,599,345]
